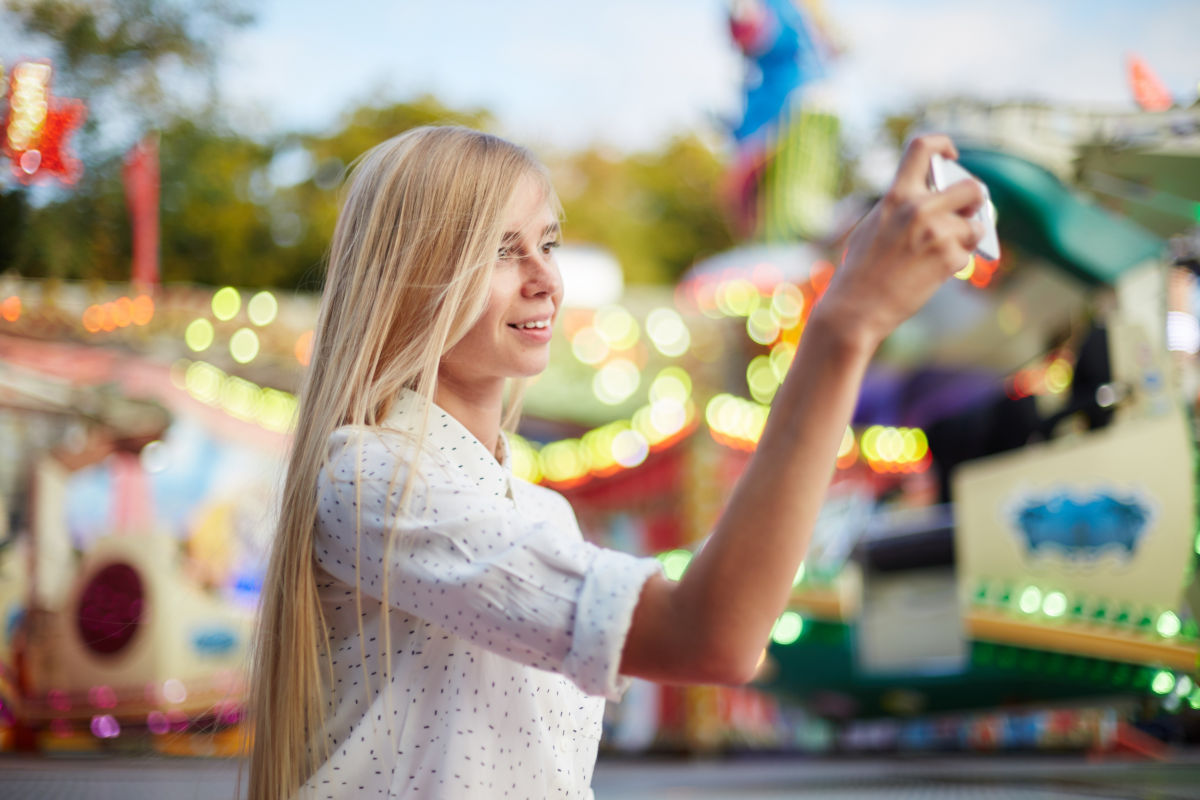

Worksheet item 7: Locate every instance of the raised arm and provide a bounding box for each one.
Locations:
[620,135,986,684]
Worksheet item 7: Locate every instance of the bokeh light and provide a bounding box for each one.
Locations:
[593,358,640,405]
[211,286,241,321]
[770,611,804,645]
[247,290,278,326]
[185,318,214,352]
[645,307,690,357]
[230,327,260,364]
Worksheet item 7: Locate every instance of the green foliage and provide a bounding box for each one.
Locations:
[5,0,253,118]
[552,136,734,285]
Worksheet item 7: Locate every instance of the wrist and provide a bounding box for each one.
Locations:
[805,304,880,365]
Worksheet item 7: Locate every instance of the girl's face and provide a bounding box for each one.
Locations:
[438,174,563,398]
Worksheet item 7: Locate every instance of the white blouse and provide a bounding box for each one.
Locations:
[303,393,662,799]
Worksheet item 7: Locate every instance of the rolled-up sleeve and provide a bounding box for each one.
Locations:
[314,429,661,702]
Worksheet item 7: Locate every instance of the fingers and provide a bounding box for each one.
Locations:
[927,177,986,219]
[892,134,958,196]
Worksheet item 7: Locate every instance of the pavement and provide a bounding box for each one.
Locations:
[4,753,1200,799]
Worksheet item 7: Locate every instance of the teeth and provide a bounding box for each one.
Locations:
[516,320,549,329]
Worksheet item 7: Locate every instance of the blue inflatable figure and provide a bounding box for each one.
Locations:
[1014,491,1151,559]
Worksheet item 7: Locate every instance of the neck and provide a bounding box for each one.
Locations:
[434,373,505,460]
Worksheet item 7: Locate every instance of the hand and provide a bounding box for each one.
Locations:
[817,134,986,353]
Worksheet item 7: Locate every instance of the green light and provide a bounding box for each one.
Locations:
[1151,670,1176,695]
[185,318,214,352]
[658,549,692,581]
[1190,688,1200,709]
[770,611,804,646]
[1177,675,1194,697]
[247,290,278,326]
[211,286,241,321]
[230,327,259,364]
[1018,585,1042,614]
[1042,591,1068,618]
[1156,611,1182,638]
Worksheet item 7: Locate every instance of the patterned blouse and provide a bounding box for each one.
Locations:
[303,392,661,798]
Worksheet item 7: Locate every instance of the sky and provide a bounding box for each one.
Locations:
[213,0,1200,154]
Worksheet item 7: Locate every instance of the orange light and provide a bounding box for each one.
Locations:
[131,294,154,325]
[111,296,133,327]
[295,329,314,366]
[82,305,102,332]
[810,260,835,296]
[1,296,20,322]
[99,303,116,332]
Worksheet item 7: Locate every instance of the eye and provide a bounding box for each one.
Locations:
[541,240,561,256]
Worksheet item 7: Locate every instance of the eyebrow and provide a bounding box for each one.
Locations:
[501,222,561,242]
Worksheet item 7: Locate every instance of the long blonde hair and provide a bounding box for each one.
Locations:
[246,126,556,800]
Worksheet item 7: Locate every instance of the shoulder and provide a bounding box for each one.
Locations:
[324,423,455,486]
[511,473,578,523]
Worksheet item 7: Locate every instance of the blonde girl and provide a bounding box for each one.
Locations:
[247,126,984,799]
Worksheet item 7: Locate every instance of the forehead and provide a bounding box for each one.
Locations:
[502,173,556,234]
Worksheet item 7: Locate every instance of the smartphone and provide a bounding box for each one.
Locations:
[929,153,1000,261]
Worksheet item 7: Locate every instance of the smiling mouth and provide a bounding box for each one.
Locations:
[509,320,551,330]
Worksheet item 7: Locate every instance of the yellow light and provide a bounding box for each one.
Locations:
[910,428,929,461]
[876,427,904,463]
[211,287,241,321]
[184,361,224,405]
[705,394,729,432]
[582,426,618,472]
[659,549,692,581]
[220,376,261,421]
[955,254,976,281]
[770,283,805,328]
[792,562,806,586]
[645,307,690,357]
[746,308,780,345]
[185,319,214,352]
[594,306,639,350]
[1044,358,1073,394]
[837,427,855,459]
[649,398,687,439]
[860,425,882,461]
[1151,670,1176,695]
[571,327,609,365]
[508,435,543,483]
[770,612,804,645]
[230,327,260,364]
[257,388,297,434]
[247,290,278,326]
[540,440,587,483]
[593,358,640,405]
[649,367,692,404]
[718,279,760,317]
[612,429,649,468]
[769,341,796,382]
[746,355,779,404]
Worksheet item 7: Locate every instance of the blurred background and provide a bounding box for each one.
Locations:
[2,0,1200,796]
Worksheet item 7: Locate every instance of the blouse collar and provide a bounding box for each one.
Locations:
[382,389,515,502]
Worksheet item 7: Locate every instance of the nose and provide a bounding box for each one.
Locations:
[521,248,562,300]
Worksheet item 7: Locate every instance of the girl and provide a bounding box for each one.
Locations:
[247,125,984,799]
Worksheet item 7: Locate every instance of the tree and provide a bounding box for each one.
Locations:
[3,0,253,133]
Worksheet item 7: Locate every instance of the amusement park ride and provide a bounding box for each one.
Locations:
[2,19,1199,759]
